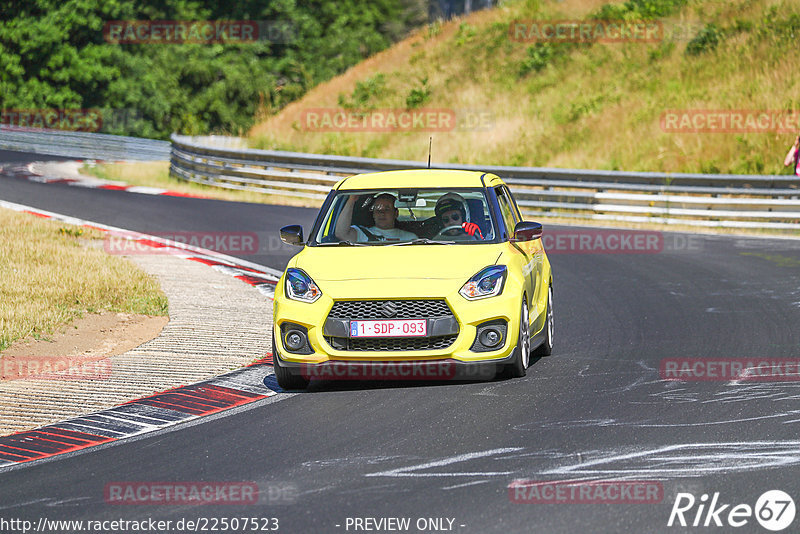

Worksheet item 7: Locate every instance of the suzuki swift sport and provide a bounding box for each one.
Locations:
[272,169,553,390]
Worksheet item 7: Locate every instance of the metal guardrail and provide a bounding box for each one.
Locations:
[171,134,800,229]
[0,128,170,161]
[5,129,794,228]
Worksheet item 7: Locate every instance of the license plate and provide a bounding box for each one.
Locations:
[350,319,427,338]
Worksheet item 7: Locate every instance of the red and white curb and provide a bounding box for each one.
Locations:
[0,360,278,468]
[3,161,208,198]
[0,200,287,467]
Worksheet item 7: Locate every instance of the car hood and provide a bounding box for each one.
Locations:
[292,244,503,282]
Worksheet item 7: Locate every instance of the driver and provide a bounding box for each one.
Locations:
[435,193,483,239]
[335,193,417,242]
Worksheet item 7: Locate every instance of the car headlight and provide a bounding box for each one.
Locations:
[460,265,507,300]
[285,268,322,303]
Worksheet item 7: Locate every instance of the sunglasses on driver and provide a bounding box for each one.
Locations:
[441,212,462,223]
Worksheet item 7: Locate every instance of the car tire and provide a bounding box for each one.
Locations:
[532,284,553,357]
[272,339,310,390]
[499,295,530,379]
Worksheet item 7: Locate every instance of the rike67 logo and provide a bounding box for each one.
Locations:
[668,490,795,531]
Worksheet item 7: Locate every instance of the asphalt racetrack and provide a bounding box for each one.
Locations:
[2,150,800,533]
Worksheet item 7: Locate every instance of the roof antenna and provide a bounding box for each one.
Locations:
[427,136,432,169]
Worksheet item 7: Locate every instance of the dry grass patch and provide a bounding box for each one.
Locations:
[0,208,169,352]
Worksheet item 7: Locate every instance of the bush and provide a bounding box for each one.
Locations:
[338,74,388,109]
[686,23,723,56]
[454,23,477,46]
[519,43,558,76]
[406,77,431,108]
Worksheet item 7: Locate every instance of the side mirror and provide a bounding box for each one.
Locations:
[280,225,304,246]
[511,221,542,242]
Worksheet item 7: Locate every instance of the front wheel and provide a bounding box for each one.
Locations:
[272,339,310,390]
[532,284,553,357]
[499,296,530,379]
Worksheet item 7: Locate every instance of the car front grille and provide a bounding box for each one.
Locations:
[325,299,457,352]
[328,299,452,320]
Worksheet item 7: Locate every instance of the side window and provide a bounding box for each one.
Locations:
[495,186,518,239]
[503,185,524,223]
[317,194,346,242]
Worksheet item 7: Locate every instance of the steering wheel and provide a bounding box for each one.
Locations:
[433,224,470,240]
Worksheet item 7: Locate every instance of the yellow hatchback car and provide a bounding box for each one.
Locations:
[272,169,553,389]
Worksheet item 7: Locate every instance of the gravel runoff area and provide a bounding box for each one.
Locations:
[0,251,274,436]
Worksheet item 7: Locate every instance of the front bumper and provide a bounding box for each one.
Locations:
[272,280,522,366]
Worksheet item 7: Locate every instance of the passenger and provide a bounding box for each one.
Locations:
[435,193,483,239]
[335,193,417,242]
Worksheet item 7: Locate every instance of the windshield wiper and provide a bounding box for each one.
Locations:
[389,238,455,246]
[317,240,368,246]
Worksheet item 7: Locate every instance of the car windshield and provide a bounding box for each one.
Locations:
[312,188,497,245]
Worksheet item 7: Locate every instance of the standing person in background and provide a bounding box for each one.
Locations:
[783,134,800,176]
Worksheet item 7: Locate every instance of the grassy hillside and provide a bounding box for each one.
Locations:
[249,0,800,175]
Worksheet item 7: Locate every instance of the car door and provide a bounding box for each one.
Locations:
[495,185,536,313]
[504,185,546,320]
